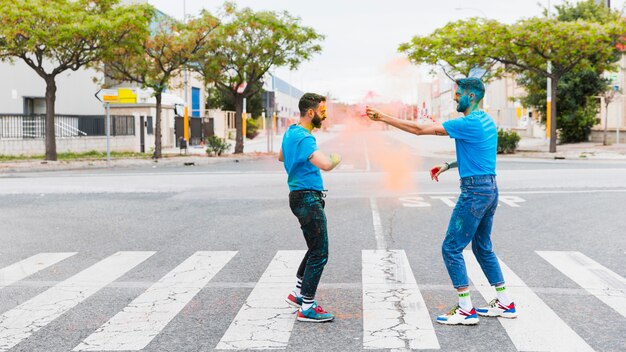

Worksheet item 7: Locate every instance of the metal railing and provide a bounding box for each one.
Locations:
[0,114,135,139]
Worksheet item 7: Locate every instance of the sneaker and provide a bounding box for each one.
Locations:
[476,299,517,318]
[436,305,479,325]
[297,302,334,323]
[285,293,303,308]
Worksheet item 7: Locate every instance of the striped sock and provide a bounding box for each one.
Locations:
[458,290,473,311]
[496,284,512,305]
[294,278,302,298]
[301,297,314,311]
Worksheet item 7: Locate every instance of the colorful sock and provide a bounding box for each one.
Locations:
[496,284,512,305]
[458,290,473,311]
[294,278,303,298]
[301,297,314,311]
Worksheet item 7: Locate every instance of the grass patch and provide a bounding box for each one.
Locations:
[0,150,150,161]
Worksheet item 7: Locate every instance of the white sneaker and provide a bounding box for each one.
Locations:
[436,305,479,325]
[476,298,518,318]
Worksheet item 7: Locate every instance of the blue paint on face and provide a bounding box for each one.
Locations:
[457,94,471,112]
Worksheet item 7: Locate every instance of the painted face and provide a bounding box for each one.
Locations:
[311,101,327,129]
[454,87,472,113]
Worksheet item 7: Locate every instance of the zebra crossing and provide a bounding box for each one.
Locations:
[0,249,624,351]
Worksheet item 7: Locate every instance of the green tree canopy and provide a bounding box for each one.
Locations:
[400,12,626,152]
[399,18,505,82]
[103,10,219,158]
[193,2,324,153]
[0,0,152,160]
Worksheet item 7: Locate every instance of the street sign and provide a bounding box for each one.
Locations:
[94,88,137,104]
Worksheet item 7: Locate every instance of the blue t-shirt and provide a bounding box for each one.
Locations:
[442,111,497,178]
[281,124,323,191]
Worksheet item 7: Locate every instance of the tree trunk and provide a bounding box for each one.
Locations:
[44,77,58,161]
[154,93,162,159]
[549,76,558,153]
[234,93,244,154]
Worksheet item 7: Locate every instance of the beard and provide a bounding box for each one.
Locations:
[312,113,323,129]
[456,95,470,112]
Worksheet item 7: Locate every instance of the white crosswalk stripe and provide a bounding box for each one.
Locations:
[0,249,620,351]
[362,250,439,350]
[537,251,626,318]
[0,251,155,352]
[74,251,237,351]
[0,252,76,288]
[215,250,305,350]
[464,251,594,352]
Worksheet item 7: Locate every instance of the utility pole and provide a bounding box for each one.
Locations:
[546,0,554,152]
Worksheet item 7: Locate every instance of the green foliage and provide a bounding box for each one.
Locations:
[205,136,231,156]
[519,70,606,142]
[103,10,219,158]
[399,18,505,82]
[206,81,265,118]
[0,151,148,161]
[558,101,600,143]
[516,0,620,143]
[193,2,324,153]
[0,0,153,160]
[399,1,626,151]
[497,129,521,154]
[246,117,260,139]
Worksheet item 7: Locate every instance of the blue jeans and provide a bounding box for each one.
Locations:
[442,175,505,289]
[289,190,328,300]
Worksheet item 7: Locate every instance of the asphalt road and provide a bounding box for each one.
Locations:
[0,130,625,352]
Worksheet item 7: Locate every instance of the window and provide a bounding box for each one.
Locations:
[191,87,201,117]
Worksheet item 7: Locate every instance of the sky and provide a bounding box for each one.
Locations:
[148,0,626,103]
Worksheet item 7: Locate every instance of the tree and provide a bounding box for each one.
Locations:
[600,85,621,145]
[401,16,626,152]
[518,0,623,144]
[399,18,505,82]
[206,80,265,118]
[0,0,152,160]
[194,2,323,153]
[104,10,219,158]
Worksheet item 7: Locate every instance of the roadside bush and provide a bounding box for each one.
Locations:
[497,129,521,154]
[246,117,260,139]
[206,136,231,156]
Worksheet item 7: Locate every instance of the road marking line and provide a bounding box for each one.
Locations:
[74,251,237,351]
[499,196,526,207]
[215,250,305,350]
[430,196,456,207]
[0,251,155,352]
[362,250,439,350]
[537,251,626,318]
[369,197,386,250]
[0,252,76,288]
[464,251,594,352]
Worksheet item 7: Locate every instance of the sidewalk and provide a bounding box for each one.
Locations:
[510,138,626,160]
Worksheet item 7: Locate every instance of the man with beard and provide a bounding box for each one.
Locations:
[366,78,517,325]
[278,92,341,322]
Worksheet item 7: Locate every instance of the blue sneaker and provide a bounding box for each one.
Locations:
[297,302,334,322]
[285,292,303,308]
[436,305,479,325]
[476,299,518,318]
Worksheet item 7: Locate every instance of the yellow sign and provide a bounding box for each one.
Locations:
[100,88,137,104]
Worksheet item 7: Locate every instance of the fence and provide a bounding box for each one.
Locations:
[0,114,135,139]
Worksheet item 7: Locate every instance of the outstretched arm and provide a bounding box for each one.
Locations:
[366,107,448,136]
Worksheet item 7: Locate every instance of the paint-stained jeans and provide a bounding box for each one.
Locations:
[289,190,329,300]
[442,175,505,289]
